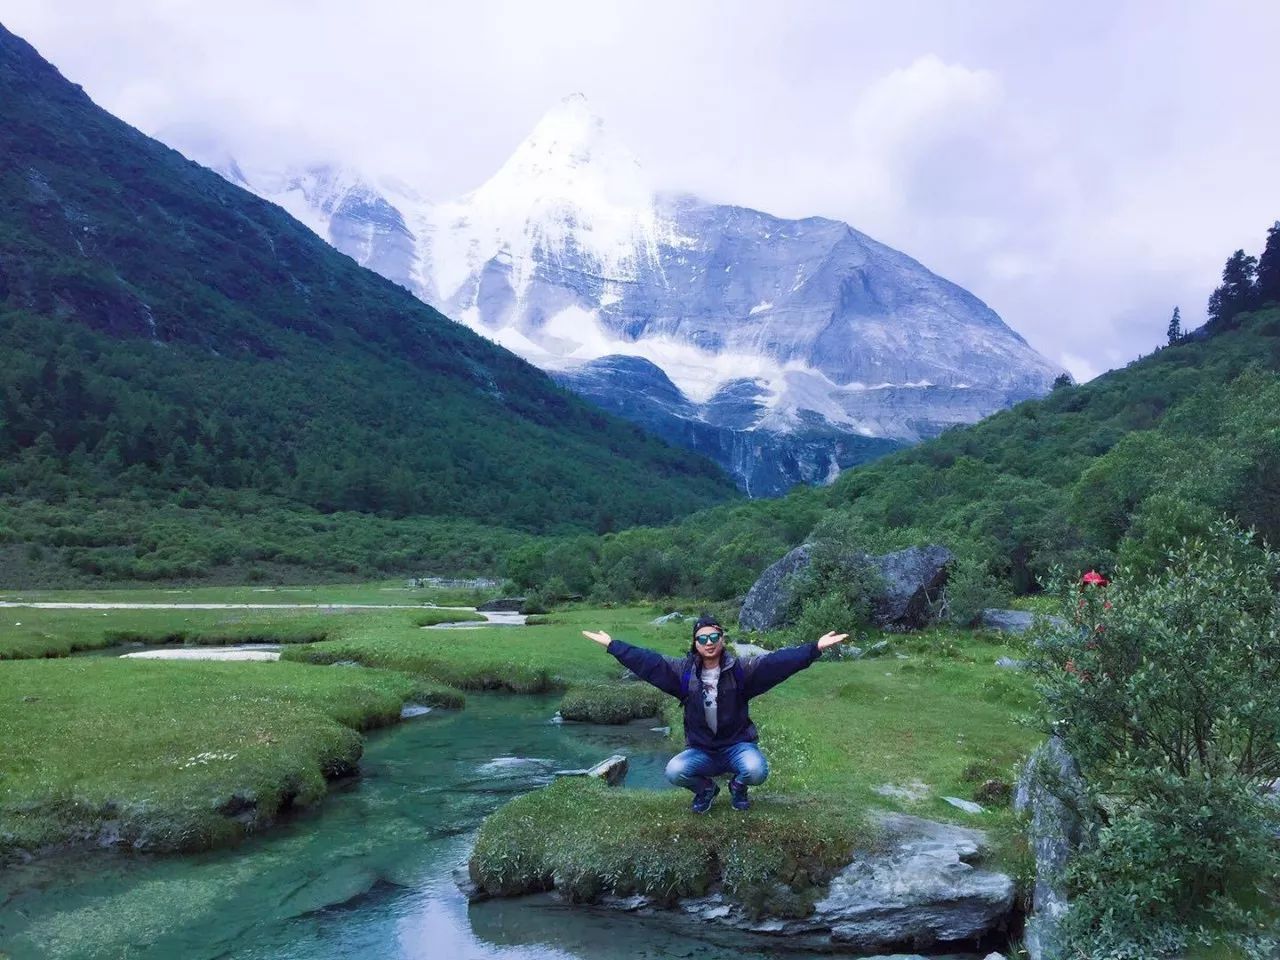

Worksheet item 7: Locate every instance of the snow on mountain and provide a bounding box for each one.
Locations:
[178,95,1063,495]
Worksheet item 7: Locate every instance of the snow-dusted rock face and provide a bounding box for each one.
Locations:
[189,95,1061,495]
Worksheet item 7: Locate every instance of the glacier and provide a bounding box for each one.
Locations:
[182,93,1062,496]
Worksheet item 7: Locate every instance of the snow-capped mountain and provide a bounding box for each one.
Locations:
[182,94,1061,495]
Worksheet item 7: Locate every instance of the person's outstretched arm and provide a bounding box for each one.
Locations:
[743,631,847,697]
[582,630,684,698]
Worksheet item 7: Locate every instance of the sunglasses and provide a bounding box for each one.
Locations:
[695,631,723,645]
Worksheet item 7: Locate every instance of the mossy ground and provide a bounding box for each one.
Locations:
[0,605,479,659]
[0,579,489,607]
[453,610,1040,908]
[0,658,422,859]
[1,589,1038,906]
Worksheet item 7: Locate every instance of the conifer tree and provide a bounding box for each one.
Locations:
[1166,306,1182,345]
[1207,249,1258,329]
[1256,221,1280,307]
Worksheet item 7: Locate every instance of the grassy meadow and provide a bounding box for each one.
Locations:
[0,587,1039,917]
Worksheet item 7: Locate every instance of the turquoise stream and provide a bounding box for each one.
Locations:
[0,693,871,960]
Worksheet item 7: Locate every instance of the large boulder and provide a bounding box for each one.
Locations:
[738,543,812,631]
[1014,738,1096,960]
[739,543,952,632]
[594,812,1014,952]
[873,546,953,627]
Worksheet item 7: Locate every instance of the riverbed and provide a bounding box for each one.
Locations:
[3,692,958,960]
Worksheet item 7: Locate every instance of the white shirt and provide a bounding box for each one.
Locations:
[700,665,721,734]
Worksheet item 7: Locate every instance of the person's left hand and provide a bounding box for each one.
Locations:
[817,631,848,650]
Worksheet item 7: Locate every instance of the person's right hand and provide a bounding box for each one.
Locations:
[582,630,612,647]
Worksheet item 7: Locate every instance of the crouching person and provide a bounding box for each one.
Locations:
[582,615,846,813]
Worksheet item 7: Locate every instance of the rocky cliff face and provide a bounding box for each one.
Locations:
[186,95,1062,495]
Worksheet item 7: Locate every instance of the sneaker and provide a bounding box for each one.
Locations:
[728,778,750,810]
[691,783,720,814]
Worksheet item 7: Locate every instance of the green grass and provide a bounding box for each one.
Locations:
[558,683,664,723]
[0,658,423,859]
[0,591,1039,901]
[0,605,482,660]
[0,579,492,607]
[281,605,677,694]
[470,777,869,916]
[375,607,1040,908]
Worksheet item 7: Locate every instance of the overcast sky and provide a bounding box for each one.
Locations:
[6,0,1280,380]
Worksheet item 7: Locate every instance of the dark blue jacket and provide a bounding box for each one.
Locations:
[606,638,822,750]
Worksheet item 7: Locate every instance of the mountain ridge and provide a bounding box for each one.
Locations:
[186,95,1061,494]
[0,23,739,576]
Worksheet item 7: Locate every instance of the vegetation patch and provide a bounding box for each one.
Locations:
[0,605,481,660]
[470,776,871,913]
[1028,521,1280,958]
[0,658,420,860]
[281,605,675,694]
[557,683,663,724]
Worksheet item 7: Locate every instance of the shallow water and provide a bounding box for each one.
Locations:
[0,694,978,960]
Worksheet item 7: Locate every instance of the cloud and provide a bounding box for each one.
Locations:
[5,1,1280,384]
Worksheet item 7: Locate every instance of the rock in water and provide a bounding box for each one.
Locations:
[597,812,1014,952]
[552,754,629,786]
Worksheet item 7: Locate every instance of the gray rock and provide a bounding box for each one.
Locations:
[980,609,1069,634]
[587,812,1014,952]
[739,543,813,631]
[994,657,1027,670]
[453,861,486,902]
[730,641,770,658]
[399,704,433,719]
[553,754,628,786]
[477,597,525,612]
[864,640,892,658]
[1014,738,1096,960]
[943,797,985,815]
[740,543,952,633]
[979,609,1036,633]
[650,611,686,625]
[872,546,953,627]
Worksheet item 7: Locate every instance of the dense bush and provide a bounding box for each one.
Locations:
[1028,520,1280,956]
[944,557,1011,627]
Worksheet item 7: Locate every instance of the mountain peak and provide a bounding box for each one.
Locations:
[480,94,650,205]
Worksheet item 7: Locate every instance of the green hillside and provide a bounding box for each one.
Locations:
[508,299,1280,603]
[0,25,740,583]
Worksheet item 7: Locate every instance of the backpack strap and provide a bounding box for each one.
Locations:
[680,662,694,704]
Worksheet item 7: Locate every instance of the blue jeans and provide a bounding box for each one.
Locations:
[665,742,769,793]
